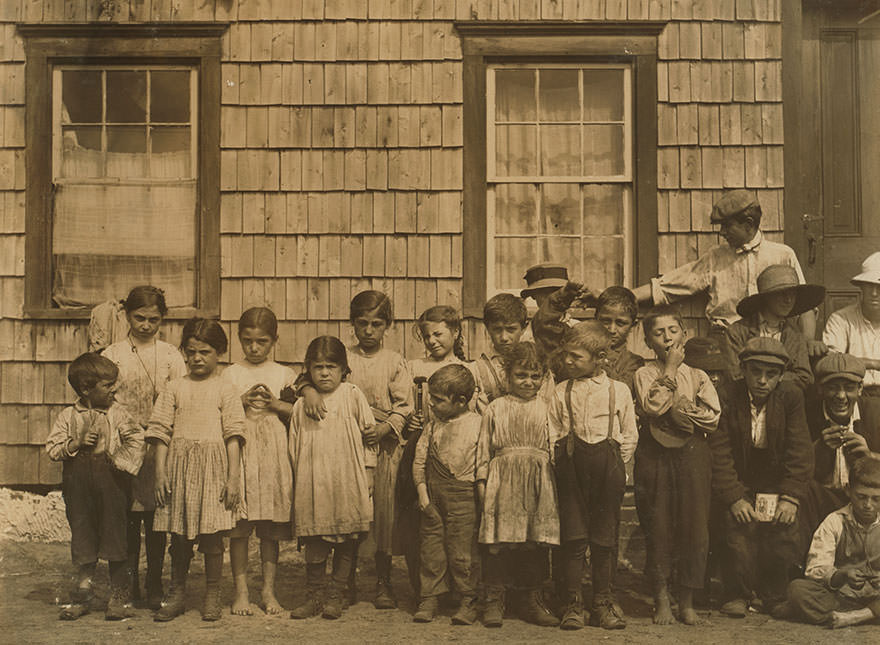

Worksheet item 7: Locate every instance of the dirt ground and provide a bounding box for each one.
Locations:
[0,536,876,645]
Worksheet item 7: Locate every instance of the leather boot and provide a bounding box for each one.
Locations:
[560,590,585,630]
[154,551,191,622]
[323,582,344,619]
[482,586,505,628]
[521,588,559,627]
[290,562,325,619]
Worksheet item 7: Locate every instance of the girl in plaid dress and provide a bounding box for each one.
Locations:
[146,319,246,622]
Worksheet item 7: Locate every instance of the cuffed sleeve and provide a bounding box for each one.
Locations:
[649,255,710,306]
[804,511,845,585]
[46,407,76,461]
[690,368,722,433]
[145,387,176,446]
[219,380,247,443]
[633,365,678,417]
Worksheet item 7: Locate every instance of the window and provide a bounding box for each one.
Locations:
[19,24,225,316]
[487,63,633,293]
[456,21,664,316]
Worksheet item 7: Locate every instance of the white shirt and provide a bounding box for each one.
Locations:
[823,302,880,387]
[749,394,768,449]
[822,402,861,490]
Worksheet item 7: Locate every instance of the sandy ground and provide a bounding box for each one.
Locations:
[1,535,876,645]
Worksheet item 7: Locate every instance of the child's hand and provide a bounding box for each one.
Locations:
[665,342,686,371]
[241,384,271,410]
[80,424,100,448]
[154,470,171,508]
[374,421,393,442]
[405,412,424,437]
[833,566,870,590]
[806,339,828,358]
[730,498,758,524]
[302,387,327,421]
[841,431,870,458]
[773,499,798,526]
[362,424,378,447]
[220,476,241,512]
[821,425,848,449]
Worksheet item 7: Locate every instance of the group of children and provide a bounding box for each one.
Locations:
[46,246,880,631]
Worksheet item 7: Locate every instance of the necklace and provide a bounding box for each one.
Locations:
[129,334,159,401]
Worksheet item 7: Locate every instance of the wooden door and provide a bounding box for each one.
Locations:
[786,1,880,318]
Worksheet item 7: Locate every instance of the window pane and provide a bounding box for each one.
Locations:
[106,71,146,123]
[151,71,190,123]
[495,69,536,122]
[62,71,102,123]
[151,127,192,179]
[538,69,579,122]
[495,183,537,235]
[583,236,624,289]
[107,126,147,177]
[583,125,624,176]
[583,184,624,234]
[495,237,536,291]
[61,126,103,178]
[540,184,580,235]
[496,125,537,176]
[541,125,581,176]
[583,69,624,121]
[539,237,580,270]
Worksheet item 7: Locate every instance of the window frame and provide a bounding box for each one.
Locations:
[18,23,226,319]
[455,21,665,317]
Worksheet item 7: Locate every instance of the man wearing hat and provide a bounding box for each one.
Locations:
[632,190,817,344]
[709,337,813,617]
[725,264,825,390]
[519,263,577,344]
[823,252,880,395]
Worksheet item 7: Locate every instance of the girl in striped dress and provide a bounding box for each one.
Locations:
[146,318,246,622]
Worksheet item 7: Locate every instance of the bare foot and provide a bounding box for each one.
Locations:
[231,590,253,616]
[653,589,675,625]
[260,589,283,616]
[831,608,875,629]
[679,606,699,625]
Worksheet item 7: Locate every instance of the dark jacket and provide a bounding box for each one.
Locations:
[725,316,813,390]
[605,346,645,395]
[805,394,880,486]
[710,379,814,508]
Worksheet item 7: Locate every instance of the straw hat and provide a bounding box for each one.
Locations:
[521,263,569,298]
[736,264,825,318]
[851,252,880,286]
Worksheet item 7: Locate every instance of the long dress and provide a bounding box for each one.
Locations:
[346,346,413,553]
[478,394,560,547]
[222,360,296,525]
[103,337,186,511]
[146,374,246,539]
[289,382,375,539]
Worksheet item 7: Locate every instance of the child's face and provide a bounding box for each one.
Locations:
[563,344,603,380]
[741,360,783,404]
[763,289,796,319]
[848,482,880,526]
[352,310,389,353]
[126,305,162,342]
[706,370,725,389]
[508,364,544,400]
[420,321,455,360]
[83,378,117,409]
[645,315,684,359]
[596,303,636,349]
[858,282,880,321]
[183,338,220,379]
[429,391,468,421]
[309,359,344,394]
[239,327,276,365]
[820,378,862,423]
[718,216,755,249]
[485,320,525,357]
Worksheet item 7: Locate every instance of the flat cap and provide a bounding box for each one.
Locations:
[738,336,790,367]
[814,352,866,384]
[710,189,760,223]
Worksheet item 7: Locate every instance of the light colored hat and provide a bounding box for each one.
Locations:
[851,252,880,286]
[736,264,825,318]
[709,189,759,223]
[521,263,569,298]
[814,353,866,385]
[738,337,790,368]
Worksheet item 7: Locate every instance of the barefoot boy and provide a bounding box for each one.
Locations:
[784,455,880,628]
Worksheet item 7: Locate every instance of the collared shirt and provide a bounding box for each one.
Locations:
[413,411,485,485]
[805,503,880,600]
[650,231,805,328]
[749,394,768,449]
[822,402,861,489]
[549,371,639,463]
[823,302,880,387]
[757,313,785,341]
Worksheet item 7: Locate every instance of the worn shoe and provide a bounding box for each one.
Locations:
[483,598,503,627]
[520,589,559,627]
[290,595,322,619]
[590,598,626,630]
[451,597,478,625]
[106,587,136,621]
[146,583,164,612]
[323,586,344,620]
[374,579,396,610]
[720,598,748,618]
[154,584,186,622]
[201,582,223,621]
[59,603,89,621]
[413,596,439,623]
[560,595,586,631]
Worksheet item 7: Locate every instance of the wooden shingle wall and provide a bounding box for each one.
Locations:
[0,0,784,484]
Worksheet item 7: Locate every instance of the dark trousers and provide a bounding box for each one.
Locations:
[484,546,549,591]
[723,510,801,605]
[126,510,166,591]
[788,578,880,624]
[419,458,479,599]
[634,434,712,590]
[62,452,130,567]
[562,539,616,605]
[303,537,357,590]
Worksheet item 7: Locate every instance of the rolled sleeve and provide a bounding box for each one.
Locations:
[822,310,849,353]
[386,356,414,440]
[110,407,145,475]
[804,512,844,585]
[219,381,247,443]
[634,365,677,417]
[413,423,431,488]
[46,408,76,461]
[650,257,710,306]
[145,388,176,446]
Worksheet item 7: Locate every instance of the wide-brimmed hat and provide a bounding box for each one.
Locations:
[736,264,825,318]
[814,352,866,385]
[738,337,790,368]
[521,263,569,298]
[683,337,729,372]
[709,189,759,223]
[851,252,880,286]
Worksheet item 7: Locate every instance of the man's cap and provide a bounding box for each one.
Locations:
[738,336,790,367]
[521,263,569,298]
[710,189,760,223]
[851,251,880,286]
[736,264,826,318]
[814,352,866,385]
[684,337,729,372]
